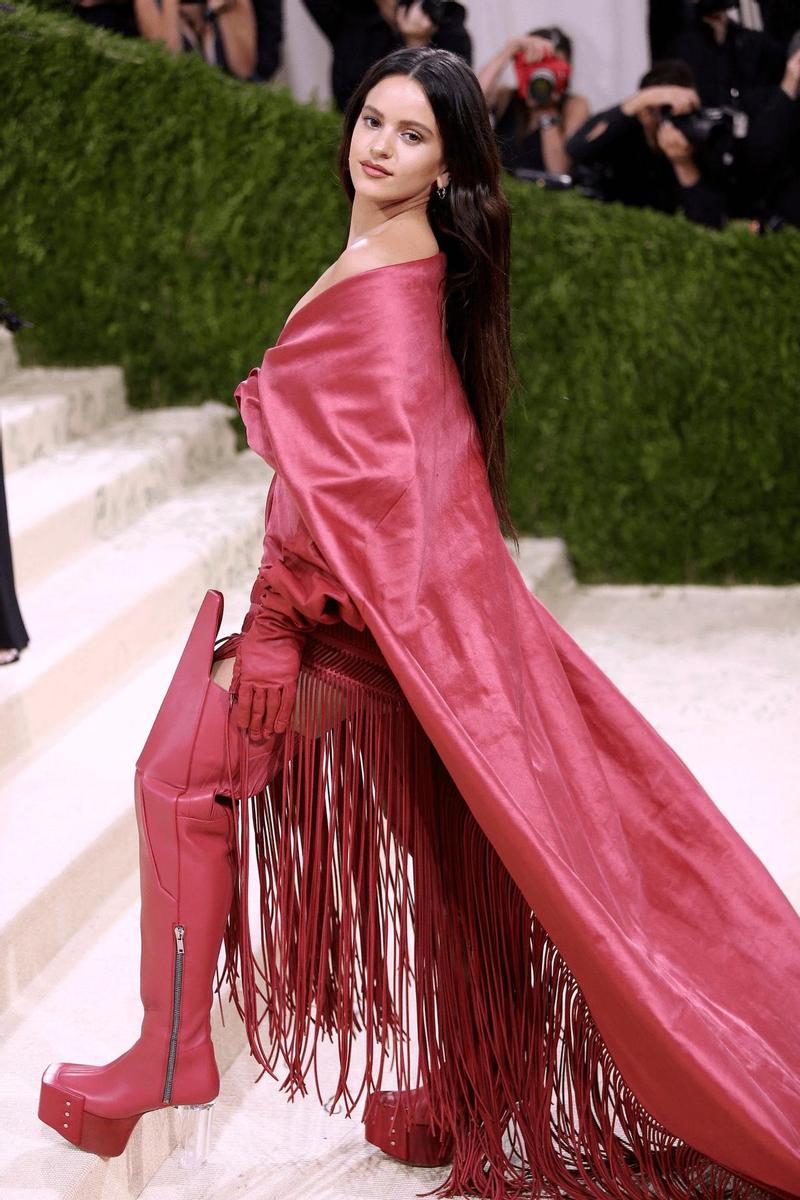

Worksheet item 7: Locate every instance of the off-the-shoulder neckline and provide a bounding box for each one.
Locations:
[276,250,446,345]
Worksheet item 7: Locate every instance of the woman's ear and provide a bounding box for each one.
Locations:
[436,169,451,189]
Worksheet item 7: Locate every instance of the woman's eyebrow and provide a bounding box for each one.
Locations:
[362,104,433,135]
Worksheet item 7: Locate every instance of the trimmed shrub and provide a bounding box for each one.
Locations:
[505,188,800,582]
[2,2,798,581]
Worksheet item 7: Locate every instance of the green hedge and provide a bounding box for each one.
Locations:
[505,191,800,582]
[2,3,798,583]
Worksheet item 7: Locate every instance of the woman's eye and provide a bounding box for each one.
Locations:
[362,115,421,142]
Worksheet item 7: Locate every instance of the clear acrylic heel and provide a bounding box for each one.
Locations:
[175,1100,215,1168]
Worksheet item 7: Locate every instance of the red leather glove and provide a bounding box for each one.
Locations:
[230,596,310,744]
[231,529,364,744]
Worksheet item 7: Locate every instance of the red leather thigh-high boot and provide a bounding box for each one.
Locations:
[38,591,276,1162]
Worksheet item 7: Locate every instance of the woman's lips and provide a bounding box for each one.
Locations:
[361,162,392,177]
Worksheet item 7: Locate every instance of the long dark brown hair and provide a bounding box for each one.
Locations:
[336,47,520,549]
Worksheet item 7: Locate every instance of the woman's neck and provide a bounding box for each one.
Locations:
[347,199,434,248]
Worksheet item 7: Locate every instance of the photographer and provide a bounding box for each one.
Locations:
[566,60,727,228]
[664,0,786,109]
[477,28,590,176]
[302,0,471,113]
[741,40,800,228]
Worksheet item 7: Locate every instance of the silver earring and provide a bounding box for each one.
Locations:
[436,183,448,200]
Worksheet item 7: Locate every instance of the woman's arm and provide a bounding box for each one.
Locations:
[540,93,592,174]
[300,0,344,42]
[133,0,181,52]
[207,0,257,79]
[477,36,537,112]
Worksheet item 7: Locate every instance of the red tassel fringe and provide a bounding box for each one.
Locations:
[214,621,783,1200]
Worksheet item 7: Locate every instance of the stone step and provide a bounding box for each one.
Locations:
[6,402,238,590]
[511,535,574,609]
[0,451,270,774]
[0,872,246,1200]
[0,366,128,474]
[0,327,18,384]
[0,585,252,1013]
[141,1013,430,1200]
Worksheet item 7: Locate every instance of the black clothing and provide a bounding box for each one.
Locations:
[742,83,800,226]
[301,0,472,112]
[252,0,282,81]
[0,433,29,654]
[664,19,786,109]
[493,95,546,173]
[649,0,691,62]
[651,0,800,58]
[759,0,800,46]
[74,1,139,38]
[566,103,727,228]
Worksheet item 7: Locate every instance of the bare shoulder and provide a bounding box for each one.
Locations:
[286,232,440,324]
[328,233,440,287]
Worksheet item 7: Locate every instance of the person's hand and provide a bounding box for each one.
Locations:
[374,0,398,26]
[230,616,305,744]
[657,120,694,164]
[508,34,555,64]
[396,0,436,45]
[781,47,800,100]
[641,85,701,115]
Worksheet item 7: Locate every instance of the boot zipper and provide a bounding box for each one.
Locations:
[162,924,185,1103]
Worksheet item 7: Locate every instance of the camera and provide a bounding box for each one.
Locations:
[397,0,446,24]
[659,103,741,148]
[513,51,571,107]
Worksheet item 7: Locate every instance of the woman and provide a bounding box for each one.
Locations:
[478,27,590,176]
[38,47,800,1200]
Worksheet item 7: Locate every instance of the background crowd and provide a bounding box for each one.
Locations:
[63,0,800,233]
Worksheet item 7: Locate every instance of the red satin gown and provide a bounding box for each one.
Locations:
[216,252,800,1200]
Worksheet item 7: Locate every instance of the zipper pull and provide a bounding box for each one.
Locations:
[174,925,185,953]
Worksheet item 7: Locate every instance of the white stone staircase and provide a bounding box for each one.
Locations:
[0,330,270,1199]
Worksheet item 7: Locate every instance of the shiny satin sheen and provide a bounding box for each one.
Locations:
[235,252,800,1196]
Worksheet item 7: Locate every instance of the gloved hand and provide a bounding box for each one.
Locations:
[230,531,365,744]
[230,609,308,744]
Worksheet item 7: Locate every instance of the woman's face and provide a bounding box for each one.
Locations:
[349,74,450,203]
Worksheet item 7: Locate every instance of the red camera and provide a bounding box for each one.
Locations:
[514,51,571,106]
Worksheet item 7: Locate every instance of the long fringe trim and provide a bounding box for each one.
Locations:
[213,622,786,1200]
